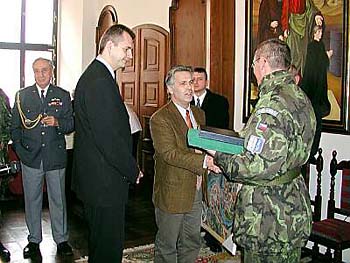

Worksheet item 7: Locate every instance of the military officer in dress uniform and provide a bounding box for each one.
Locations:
[11,58,74,259]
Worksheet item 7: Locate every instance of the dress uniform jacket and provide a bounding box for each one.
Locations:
[11,84,74,171]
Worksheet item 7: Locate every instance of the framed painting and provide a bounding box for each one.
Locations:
[244,0,350,134]
[201,172,240,249]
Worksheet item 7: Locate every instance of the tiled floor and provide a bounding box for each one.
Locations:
[0,176,156,263]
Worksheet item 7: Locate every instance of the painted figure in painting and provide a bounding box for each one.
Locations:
[301,24,333,160]
[257,0,284,43]
[281,0,323,74]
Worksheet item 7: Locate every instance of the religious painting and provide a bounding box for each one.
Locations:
[201,172,240,246]
[244,0,350,133]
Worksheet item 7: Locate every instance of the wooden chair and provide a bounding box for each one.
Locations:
[309,150,350,262]
[303,148,323,222]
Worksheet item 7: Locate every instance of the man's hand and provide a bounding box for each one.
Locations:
[194,149,203,154]
[136,170,144,184]
[205,154,221,174]
[42,115,58,126]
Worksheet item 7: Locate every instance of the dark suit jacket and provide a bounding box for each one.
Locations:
[72,59,139,207]
[150,101,206,213]
[193,89,229,129]
[11,84,73,171]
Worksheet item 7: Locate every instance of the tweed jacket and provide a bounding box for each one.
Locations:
[11,84,74,171]
[150,101,206,213]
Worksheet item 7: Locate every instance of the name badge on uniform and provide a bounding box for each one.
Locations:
[246,135,265,154]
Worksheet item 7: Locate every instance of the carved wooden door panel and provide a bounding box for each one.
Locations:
[119,25,169,176]
[95,5,118,55]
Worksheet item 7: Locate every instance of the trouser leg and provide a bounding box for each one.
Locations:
[21,162,44,244]
[45,168,68,244]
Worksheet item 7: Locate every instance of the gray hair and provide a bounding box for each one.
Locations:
[254,38,291,70]
[165,65,193,88]
[32,57,54,69]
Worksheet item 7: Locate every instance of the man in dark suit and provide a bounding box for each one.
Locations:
[11,58,74,259]
[73,24,142,263]
[150,65,219,262]
[192,67,229,129]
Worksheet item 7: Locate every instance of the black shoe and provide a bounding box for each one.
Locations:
[57,241,73,256]
[23,242,41,259]
[0,242,10,262]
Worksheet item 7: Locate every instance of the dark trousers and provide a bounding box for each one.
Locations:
[84,203,125,263]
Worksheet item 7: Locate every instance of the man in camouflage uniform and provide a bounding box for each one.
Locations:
[209,39,316,262]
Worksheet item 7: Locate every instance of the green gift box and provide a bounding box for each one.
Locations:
[187,127,244,154]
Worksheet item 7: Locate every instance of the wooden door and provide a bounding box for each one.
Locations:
[169,0,206,67]
[95,5,118,55]
[119,24,170,176]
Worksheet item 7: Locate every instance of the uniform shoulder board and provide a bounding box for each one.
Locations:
[255,107,279,117]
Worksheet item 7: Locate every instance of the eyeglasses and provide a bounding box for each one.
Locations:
[251,57,261,68]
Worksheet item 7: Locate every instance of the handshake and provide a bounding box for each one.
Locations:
[195,149,221,174]
[205,151,221,174]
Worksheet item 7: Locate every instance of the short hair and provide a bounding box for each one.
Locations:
[99,24,136,54]
[32,57,53,69]
[165,65,193,88]
[193,67,208,80]
[254,38,291,70]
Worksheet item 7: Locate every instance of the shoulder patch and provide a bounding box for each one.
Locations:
[255,107,279,117]
[246,135,265,154]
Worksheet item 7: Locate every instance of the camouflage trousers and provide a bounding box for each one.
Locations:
[243,247,301,263]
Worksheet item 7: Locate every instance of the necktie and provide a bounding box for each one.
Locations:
[40,90,45,104]
[196,98,201,107]
[185,110,193,129]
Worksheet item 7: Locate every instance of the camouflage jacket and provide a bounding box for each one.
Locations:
[215,70,316,253]
[0,95,11,164]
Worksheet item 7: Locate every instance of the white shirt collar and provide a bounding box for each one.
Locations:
[36,84,49,97]
[193,89,207,107]
[173,102,198,128]
[96,55,115,79]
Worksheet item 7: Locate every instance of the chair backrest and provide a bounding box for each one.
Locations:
[303,148,323,222]
[327,150,350,219]
[313,148,323,222]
